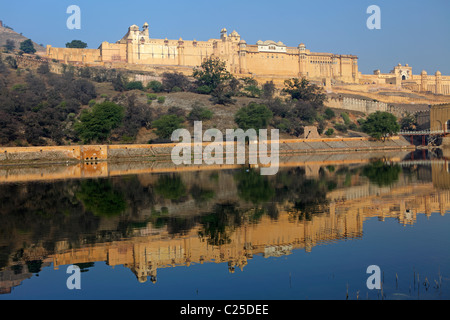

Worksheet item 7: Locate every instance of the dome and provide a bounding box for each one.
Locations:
[129,24,139,31]
[230,30,240,37]
[239,39,246,44]
[421,70,427,75]
[256,40,263,45]
[436,71,442,76]
[221,28,227,33]
[143,22,149,27]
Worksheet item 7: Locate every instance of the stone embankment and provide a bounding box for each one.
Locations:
[0,136,415,165]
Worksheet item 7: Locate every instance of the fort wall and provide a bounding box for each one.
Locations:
[45,23,360,84]
[0,137,414,166]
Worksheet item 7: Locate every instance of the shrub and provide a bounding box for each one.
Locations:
[262,81,276,100]
[126,81,144,91]
[19,39,36,54]
[146,80,163,93]
[325,128,335,136]
[324,108,335,120]
[235,103,273,131]
[196,85,212,95]
[341,112,351,125]
[334,123,348,133]
[157,96,166,104]
[161,72,190,92]
[112,75,126,92]
[147,93,158,101]
[37,63,50,75]
[188,105,214,122]
[152,114,185,139]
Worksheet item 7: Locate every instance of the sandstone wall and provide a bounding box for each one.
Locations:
[0,137,414,166]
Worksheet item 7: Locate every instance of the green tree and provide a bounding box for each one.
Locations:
[193,57,233,92]
[19,39,36,54]
[4,39,15,52]
[283,78,327,107]
[188,104,213,123]
[234,102,273,131]
[400,113,417,131]
[152,114,185,139]
[66,40,88,48]
[262,81,276,100]
[146,80,163,93]
[74,101,125,143]
[361,111,400,140]
[125,81,144,91]
[112,74,126,92]
[324,108,335,120]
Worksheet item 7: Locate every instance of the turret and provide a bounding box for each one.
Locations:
[220,28,227,41]
[298,43,307,77]
[142,22,149,38]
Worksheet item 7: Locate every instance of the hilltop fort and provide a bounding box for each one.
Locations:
[45,22,450,96]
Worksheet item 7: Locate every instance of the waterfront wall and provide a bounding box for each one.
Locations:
[0,137,414,166]
[326,97,388,114]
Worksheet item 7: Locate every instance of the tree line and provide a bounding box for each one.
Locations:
[0,53,403,146]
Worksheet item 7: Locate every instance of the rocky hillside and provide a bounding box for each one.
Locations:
[0,22,45,52]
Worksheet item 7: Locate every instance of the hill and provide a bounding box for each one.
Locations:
[0,21,45,52]
[0,53,396,147]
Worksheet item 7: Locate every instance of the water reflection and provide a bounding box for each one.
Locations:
[0,151,450,298]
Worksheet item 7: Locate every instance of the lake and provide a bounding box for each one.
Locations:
[0,150,449,300]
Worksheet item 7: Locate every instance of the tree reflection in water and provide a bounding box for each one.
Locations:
[0,161,414,281]
[76,179,127,217]
[362,160,401,187]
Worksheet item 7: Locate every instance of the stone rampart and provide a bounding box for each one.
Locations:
[0,137,415,166]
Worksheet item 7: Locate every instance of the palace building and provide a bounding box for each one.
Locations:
[46,22,359,84]
[45,22,450,95]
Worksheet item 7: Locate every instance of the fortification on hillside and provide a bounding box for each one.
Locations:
[46,22,359,84]
[45,22,450,96]
[361,64,450,96]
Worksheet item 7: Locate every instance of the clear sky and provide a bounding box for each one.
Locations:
[1,0,449,75]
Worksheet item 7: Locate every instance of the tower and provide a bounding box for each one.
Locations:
[436,71,442,94]
[220,28,227,41]
[421,70,428,92]
[238,40,247,74]
[142,22,149,39]
[298,43,307,78]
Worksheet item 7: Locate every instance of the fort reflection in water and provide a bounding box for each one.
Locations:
[1,151,450,294]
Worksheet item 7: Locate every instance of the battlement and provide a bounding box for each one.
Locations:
[45,22,360,83]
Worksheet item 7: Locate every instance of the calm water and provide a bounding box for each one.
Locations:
[1,151,449,300]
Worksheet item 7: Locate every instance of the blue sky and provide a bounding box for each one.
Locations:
[1,0,449,75]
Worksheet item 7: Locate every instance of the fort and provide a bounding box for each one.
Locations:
[46,23,358,84]
[45,22,450,96]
